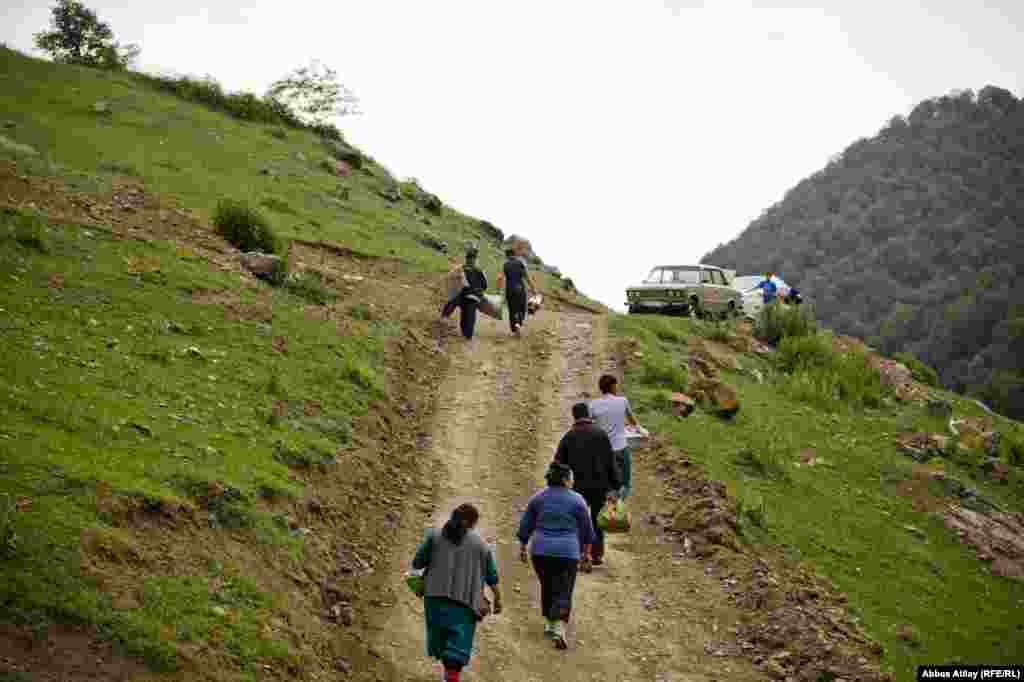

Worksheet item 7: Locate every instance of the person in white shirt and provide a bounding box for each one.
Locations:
[588,375,643,502]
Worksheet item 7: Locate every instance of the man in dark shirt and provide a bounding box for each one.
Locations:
[553,402,622,566]
[502,249,534,335]
[456,246,488,340]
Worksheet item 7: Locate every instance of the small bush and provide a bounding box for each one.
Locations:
[755,302,817,345]
[1001,428,1024,467]
[265,127,287,140]
[285,270,335,305]
[777,335,887,411]
[736,494,768,533]
[341,355,380,393]
[212,199,279,253]
[1,207,49,253]
[777,333,835,373]
[894,352,939,387]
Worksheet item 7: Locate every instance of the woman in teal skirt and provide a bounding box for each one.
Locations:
[412,503,502,682]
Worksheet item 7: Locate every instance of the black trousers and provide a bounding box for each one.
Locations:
[531,555,578,621]
[506,287,527,331]
[578,490,608,561]
[459,299,479,339]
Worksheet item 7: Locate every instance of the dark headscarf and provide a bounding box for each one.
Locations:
[442,503,480,545]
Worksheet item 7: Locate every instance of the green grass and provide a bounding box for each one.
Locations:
[0,44,516,277]
[611,313,1024,681]
[0,207,386,672]
[777,332,889,411]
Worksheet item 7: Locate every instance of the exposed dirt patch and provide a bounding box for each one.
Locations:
[892,474,949,514]
[645,444,891,681]
[0,623,160,682]
[942,506,1024,579]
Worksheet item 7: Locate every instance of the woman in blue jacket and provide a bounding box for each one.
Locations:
[517,462,596,649]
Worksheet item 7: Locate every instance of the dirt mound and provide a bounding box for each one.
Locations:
[648,442,890,681]
[0,623,153,682]
[942,506,1024,579]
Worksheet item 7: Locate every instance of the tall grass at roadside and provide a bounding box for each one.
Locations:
[776,332,888,411]
[212,199,280,254]
[755,302,817,345]
[611,311,1024,680]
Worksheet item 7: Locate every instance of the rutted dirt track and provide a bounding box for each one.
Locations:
[360,311,767,682]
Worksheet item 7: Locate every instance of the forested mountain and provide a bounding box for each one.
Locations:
[703,86,1024,418]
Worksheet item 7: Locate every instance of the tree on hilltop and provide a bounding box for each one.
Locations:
[266,60,361,126]
[34,0,139,70]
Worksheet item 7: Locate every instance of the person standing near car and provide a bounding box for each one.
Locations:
[589,374,642,500]
[553,402,621,567]
[754,270,779,306]
[502,248,534,336]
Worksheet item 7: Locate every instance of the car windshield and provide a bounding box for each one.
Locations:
[643,268,663,283]
[665,268,701,284]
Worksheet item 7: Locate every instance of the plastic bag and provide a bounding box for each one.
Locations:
[479,294,505,320]
[445,268,468,302]
[404,567,426,598]
[597,499,631,533]
[527,293,543,315]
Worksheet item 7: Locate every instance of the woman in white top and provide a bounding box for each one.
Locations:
[588,374,643,502]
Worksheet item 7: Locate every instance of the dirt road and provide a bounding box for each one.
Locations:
[364,310,766,681]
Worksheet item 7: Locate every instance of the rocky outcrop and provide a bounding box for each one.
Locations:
[943,506,1024,579]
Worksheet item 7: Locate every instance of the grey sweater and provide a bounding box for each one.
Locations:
[412,528,498,612]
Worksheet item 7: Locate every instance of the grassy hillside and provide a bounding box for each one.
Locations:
[0,45,598,680]
[702,86,1024,420]
[0,45,594,294]
[611,312,1024,680]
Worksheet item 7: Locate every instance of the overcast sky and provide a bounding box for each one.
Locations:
[4,1,1022,309]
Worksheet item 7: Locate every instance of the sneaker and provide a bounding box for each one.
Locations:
[552,622,568,650]
[591,557,605,567]
[543,619,556,639]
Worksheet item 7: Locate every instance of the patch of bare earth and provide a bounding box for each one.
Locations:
[942,506,1024,579]
[643,442,891,682]
[0,623,161,682]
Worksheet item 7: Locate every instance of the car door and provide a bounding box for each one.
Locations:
[713,270,733,310]
[700,268,720,311]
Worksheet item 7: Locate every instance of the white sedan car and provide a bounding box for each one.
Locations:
[732,275,791,319]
